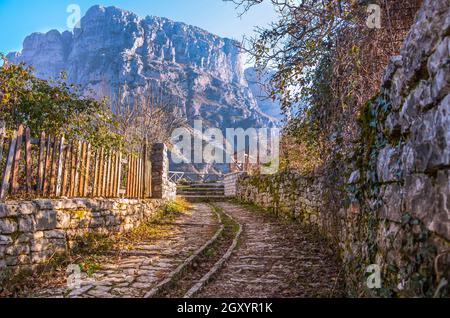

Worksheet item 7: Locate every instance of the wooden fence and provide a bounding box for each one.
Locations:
[0,124,152,202]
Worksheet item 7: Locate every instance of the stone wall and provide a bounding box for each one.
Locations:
[237,0,449,297]
[0,142,177,279]
[224,172,246,197]
[0,198,165,277]
[237,172,322,224]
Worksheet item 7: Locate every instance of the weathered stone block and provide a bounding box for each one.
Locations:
[105,215,120,227]
[384,112,402,138]
[90,212,102,218]
[90,217,105,228]
[93,200,110,210]
[56,211,71,229]
[431,63,450,101]
[35,210,57,231]
[399,88,422,134]
[430,170,450,240]
[33,231,44,240]
[404,174,436,225]
[18,203,36,215]
[381,55,403,89]
[8,254,30,266]
[6,244,30,256]
[44,230,66,239]
[0,204,20,217]
[0,235,13,246]
[70,218,90,229]
[0,218,18,234]
[48,238,67,251]
[31,239,50,252]
[18,215,35,233]
[17,233,33,243]
[378,185,404,222]
[33,199,56,210]
[5,256,18,266]
[428,36,450,76]
[31,250,54,264]
[377,146,402,183]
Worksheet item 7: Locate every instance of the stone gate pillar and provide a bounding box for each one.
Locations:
[151,143,176,199]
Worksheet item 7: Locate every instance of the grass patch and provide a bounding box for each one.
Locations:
[78,255,104,277]
[119,197,192,246]
[164,197,192,215]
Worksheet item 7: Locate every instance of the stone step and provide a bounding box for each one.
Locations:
[180,196,229,203]
[178,192,225,196]
[178,184,224,189]
[177,188,225,192]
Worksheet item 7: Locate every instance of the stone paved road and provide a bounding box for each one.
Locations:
[197,202,345,298]
[31,203,218,298]
[29,202,344,298]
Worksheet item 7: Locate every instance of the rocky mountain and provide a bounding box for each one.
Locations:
[244,67,282,120]
[7,5,279,131]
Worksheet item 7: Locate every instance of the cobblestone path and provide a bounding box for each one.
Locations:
[197,202,345,298]
[28,202,344,298]
[31,203,218,298]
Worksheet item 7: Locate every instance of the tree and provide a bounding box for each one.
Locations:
[230,0,421,171]
[0,55,122,150]
[229,0,356,112]
[113,85,186,154]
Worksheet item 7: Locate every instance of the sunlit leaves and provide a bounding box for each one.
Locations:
[0,55,123,150]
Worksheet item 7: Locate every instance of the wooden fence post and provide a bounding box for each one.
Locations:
[126,155,131,197]
[11,125,25,195]
[43,136,52,196]
[93,149,99,197]
[84,144,91,197]
[25,127,33,194]
[61,143,71,197]
[131,156,136,198]
[37,132,46,195]
[78,142,87,196]
[106,151,112,197]
[116,153,122,197]
[0,130,18,201]
[49,136,60,197]
[110,153,116,197]
[102,150,108,197]
[69,141,76,197]
[55,136,65,197]
[73,141,82,197]
[99,148,105,197]
[138,156,143,198]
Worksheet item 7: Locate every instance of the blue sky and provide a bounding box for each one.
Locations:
[0,0,276,55]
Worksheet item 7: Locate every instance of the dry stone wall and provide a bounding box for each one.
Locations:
[0,198,165,277]
[1,143,177,279]
[237,0,449,297]
[224,172,246,197]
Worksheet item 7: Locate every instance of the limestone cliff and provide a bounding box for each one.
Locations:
[8,5,278,129]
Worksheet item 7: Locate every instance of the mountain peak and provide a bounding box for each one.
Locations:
[8,5,279,132]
